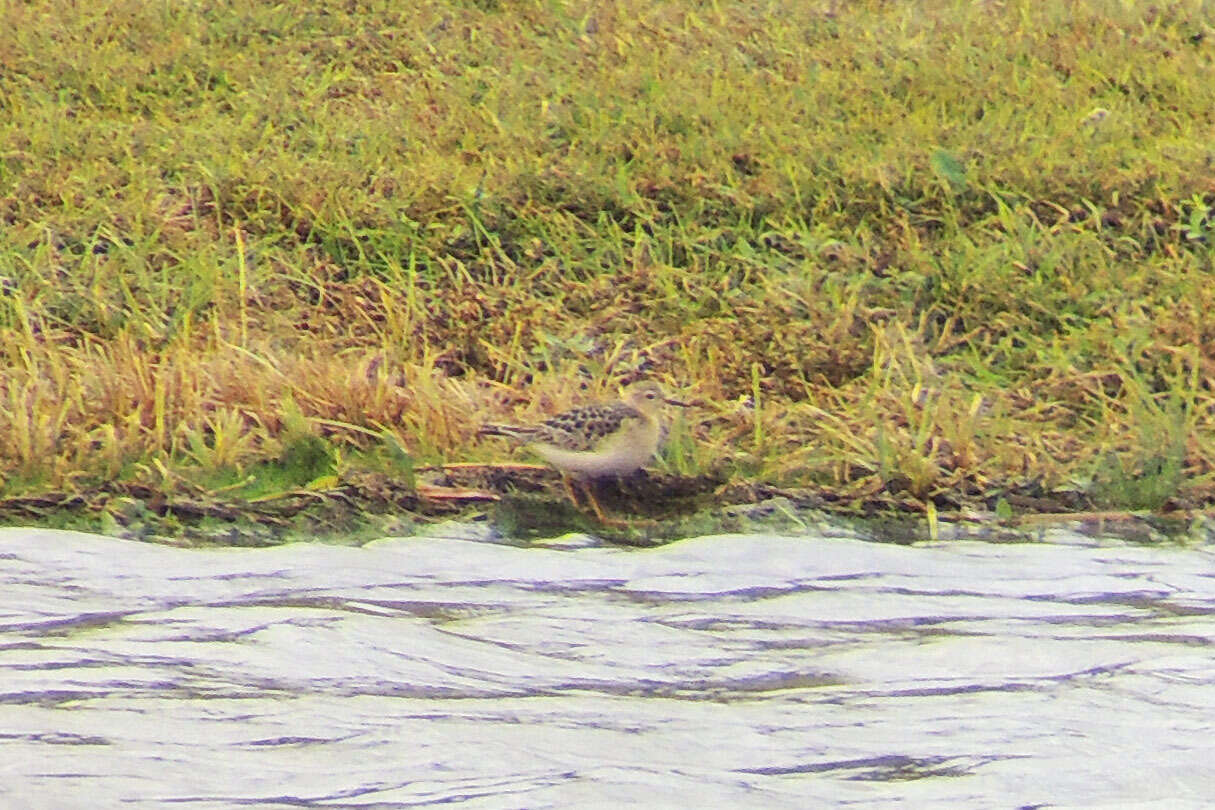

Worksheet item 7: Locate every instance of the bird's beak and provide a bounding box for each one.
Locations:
[663,396,693,408]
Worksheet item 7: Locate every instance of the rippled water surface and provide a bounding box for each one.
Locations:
[3,525,1214,808]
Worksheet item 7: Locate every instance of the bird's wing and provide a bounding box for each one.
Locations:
[537,404,641,451]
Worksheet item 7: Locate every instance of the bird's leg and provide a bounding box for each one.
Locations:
[580,479,611,524]
[562,474,630,528]
[582,479,641,528]
[560,473,582,509]
[561,474,607,521]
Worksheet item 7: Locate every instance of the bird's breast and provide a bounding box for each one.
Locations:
[533,417,661,477]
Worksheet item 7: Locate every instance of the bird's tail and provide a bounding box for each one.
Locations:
[477,424,536,441]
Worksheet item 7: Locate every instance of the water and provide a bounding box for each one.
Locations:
[2,525,1213,808]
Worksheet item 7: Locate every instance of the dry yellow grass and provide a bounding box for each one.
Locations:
[1,0,1214,519]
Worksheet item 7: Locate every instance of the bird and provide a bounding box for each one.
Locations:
[478,381,688,521]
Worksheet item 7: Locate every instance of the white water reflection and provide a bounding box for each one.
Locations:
[2,527,1214,808]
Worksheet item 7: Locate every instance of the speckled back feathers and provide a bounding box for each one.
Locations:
[477,381,675,476]
[531,402,645,451]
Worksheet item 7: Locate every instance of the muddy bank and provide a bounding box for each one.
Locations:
[1,466,1210,548]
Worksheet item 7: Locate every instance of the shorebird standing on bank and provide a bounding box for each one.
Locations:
[478,381,688,521]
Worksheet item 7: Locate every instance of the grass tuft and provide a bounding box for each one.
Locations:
[2,0,1215,517]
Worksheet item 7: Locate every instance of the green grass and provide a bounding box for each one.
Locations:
[2,0,1215,515]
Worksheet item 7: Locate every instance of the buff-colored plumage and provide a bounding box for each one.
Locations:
[479,382,674,478]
